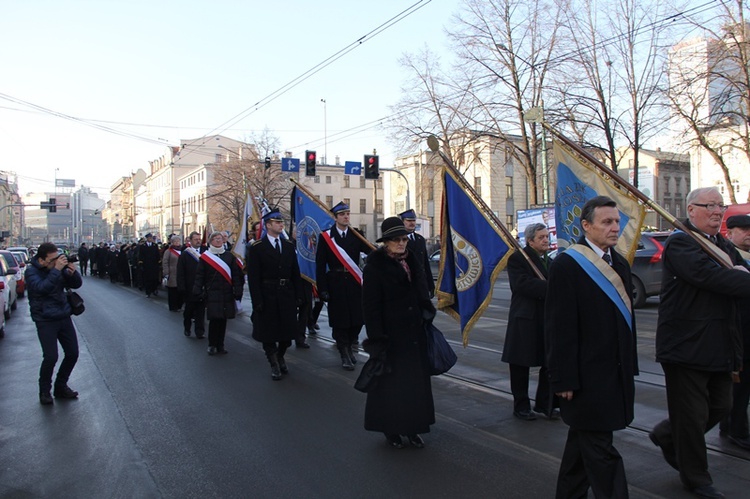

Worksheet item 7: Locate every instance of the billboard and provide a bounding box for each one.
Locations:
[516,206,557,249]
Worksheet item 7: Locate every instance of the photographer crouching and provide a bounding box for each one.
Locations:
[26,242,83,405]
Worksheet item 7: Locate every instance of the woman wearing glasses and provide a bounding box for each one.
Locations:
[361,217,436,449]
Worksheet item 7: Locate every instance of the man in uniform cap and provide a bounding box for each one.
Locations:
[398,209,435,298]
[139,233,161,298]
[315,201,372,370]
[719,214,750,451]
[247,209,304,380]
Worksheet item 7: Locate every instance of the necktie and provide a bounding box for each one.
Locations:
[274,238,281,254]
[341,231,346,239]
[709,235,717,244]
[602,253,612,266]
[409,233,414,241]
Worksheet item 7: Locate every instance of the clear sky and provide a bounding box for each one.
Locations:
[0,0,459,199]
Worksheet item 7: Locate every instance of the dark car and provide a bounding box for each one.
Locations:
[630,231,671,308]
[429,250,440,279]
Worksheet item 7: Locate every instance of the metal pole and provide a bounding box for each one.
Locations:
[321,98,327,165]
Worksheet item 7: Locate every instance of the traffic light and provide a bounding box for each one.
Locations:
[49,198,57,213]
[305,150,317,177]
[364,155,379,179]
[264,156,271,169]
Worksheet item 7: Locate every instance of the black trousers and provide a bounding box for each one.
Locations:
[80,259,88,275]
[655,363,732,488]
[208,318,227,349]
[167,286,183,311]
[262,341,291,357]
[183,299,206,335]
[36,317,79,393]
[556,428,628,499]
[332,326,362,347]
[509,364,555,414]
[720,360,750,439]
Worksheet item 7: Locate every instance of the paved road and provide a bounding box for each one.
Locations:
[0,274,748,498]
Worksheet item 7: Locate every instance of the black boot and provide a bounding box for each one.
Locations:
[347,344,358,365]
[277,347,289,374]
[266,352,282,381]
[338,345,354,371]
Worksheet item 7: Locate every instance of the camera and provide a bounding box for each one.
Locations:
[67,254,78,263]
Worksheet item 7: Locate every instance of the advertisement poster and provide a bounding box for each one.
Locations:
[516,207,557,249]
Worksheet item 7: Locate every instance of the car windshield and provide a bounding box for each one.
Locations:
[0,254,16,270]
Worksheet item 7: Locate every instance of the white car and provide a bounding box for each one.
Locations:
[0,253,18,320]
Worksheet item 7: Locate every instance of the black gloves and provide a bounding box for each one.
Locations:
[319,291,330,302]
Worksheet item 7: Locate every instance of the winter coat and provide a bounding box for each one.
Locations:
[361,247,435,435]
[246,236,303,342]
[545,238,638,432]
[26,258,83,322]
[192,250,244,320]
[502,246,549,367]
[161,247,180,288]
[656,220,750,371]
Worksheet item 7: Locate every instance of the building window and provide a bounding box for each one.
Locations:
[506,185,513,198]
[360,177,366,188]
[314,176,320,184]
[343,198,350,207]
[375,199,383,213]
[360,199,367,213]
[475,177,482,197]
[326,196,333,207]
[326,176,332,184]
[344,176,350,188]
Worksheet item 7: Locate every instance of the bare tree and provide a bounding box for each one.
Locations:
[669,0,750,203]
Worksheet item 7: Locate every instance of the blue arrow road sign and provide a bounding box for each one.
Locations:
[282,158,300,172]
[345,161,362,175]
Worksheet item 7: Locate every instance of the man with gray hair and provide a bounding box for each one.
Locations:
[502,222,556,421]
[650,186,750,498]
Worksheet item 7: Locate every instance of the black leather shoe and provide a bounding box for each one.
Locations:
[39,392,54,405]
[313,323,320,330]
[296,341,310,349]
[307,326,317,335]
[384,434,404,449]
[535,408,560,420]
[196,332,205,339]
[53,385,79,399]
[407,434,425,448]
[688,484,725,498]
[347,346,358,365]
[728,435,750,450]
[184,330,191,337]
[207,347,217,355]
[217,348,228,355]
[649,431,679,471]
[271,365,282,381]
[513,410,537,421]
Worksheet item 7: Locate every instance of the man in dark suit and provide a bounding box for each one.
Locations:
[315,201,372,370]
[139,233,161,297]
[502,222,556,421]
[399,209,435,298]
[247,210,304,380]
[545,196,638,499]
[177,231,206,339]
[650,187,750,499]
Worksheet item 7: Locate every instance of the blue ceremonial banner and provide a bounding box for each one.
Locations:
[282,158,300,172]
[292,186,335,284]
[436,167,515,345]
[553,139,645,263]
[345,161,362,175]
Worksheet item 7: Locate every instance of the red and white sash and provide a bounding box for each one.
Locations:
[200,251,232,285]
[169,248,181,258]
[320,229,363,285]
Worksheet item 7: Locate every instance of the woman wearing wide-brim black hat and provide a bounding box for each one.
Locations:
[361,216,436,449]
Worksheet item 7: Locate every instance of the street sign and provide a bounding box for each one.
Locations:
[345,161,362,175]
[282,158,300,172]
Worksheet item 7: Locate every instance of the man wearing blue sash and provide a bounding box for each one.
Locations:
[545,196,638,499]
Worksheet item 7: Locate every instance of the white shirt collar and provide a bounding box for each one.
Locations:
[584,237,610,259]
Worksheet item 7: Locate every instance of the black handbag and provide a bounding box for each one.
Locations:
[66,289,85,316]
[425,322,457,375]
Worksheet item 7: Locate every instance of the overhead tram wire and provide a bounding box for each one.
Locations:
[176,0,432,161]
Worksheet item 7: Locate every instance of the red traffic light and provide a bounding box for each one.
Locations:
[308,152,316,162]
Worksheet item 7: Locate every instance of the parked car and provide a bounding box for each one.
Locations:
[0,280,7,337]
[0,251,17,319]
[630,231,671,308]
[6,246,30,261]
[429,250,440,279]
[10,252,27,298]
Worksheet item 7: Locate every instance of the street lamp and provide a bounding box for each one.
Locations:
[320,98,327,165]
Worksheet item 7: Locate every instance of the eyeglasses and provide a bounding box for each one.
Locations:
[389,237,409,243]
[691,203,728,212]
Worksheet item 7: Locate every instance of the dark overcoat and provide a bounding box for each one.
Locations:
[247,237,303,342]
[657,220,750,372]
[545,239,638,432]
[176,247,203,296]
[192,251,244,320]
[502,246,548,367]
[315,228,371,328]
[139,242,161,284]
[362,248,435,435]
[406,232,435,295]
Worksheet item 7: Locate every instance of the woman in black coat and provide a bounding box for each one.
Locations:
[362,217,435,449]
[192,231,244,355]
